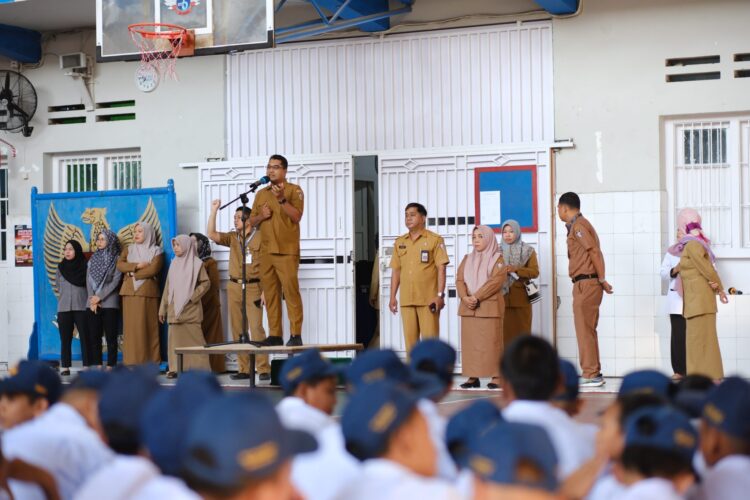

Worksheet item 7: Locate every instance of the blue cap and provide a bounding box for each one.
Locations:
[445,400,503,468]
[619,370,673,399]
[341,380,423,461]
[182,393,317,488]
[672,389,709,419]
[623,406,697,462]
[280,349,341,395]
[555,359,580,402]
[702,377,750,441]
[0,360,62,405]
[68,370,111,392]
[410,339,456,387]
[467,421,558,492]
[98,365,161,431]
[141,371,223,476]
[346,349,443,399]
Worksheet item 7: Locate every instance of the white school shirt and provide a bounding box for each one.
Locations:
[75,455,159,500]
[616,478,684,500]
[660,252,684,315]
[502,400,595,479]
[276,397,361,500]
[587,468,626,500]
[131,476,202,500]
[2,402,113,500]
[334,459,465,500]
[689,455,750,500]
[418,398,459,481]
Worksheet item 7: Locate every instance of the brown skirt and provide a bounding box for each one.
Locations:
[686,313,723,380]
[201,292,226,373]
[168,323,211,373]
[122,296,161,365]
[460,316,503,378]
[503,304,532,347]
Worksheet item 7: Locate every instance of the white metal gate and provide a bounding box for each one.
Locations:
[377,147,554,366]
[198,156,355,348]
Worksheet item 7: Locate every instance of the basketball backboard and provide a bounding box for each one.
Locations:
[95,0,274,62]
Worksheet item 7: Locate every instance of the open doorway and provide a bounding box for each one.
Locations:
[353,155,379,347]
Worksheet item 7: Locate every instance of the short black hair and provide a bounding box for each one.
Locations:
[621,445,694,479]
[500,336,559,401]
[676,374,714,392]
[235,206,252,217]
[269,154,288,169]
[102,422,141,455]
[558,192,581,210]
[414,358,453,389]
[405,203,427,217]
[285,374,337,397]
[617,393,667,430]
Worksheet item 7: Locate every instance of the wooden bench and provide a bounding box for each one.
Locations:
[174,343,364,387]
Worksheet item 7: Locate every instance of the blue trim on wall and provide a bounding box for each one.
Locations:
[533,0,579,15]
[0,23,41,63]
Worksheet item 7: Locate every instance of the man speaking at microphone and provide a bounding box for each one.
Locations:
[249,154,305,346]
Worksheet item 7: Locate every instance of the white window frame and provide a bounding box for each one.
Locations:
[665,115,750,259]
[52,149,142,192]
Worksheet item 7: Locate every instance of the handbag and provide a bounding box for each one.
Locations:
[524,279,542,304]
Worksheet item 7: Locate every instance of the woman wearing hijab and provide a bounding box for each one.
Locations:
[117,222,164,365]
[159,234,211,378]
[86,229,123,368]
[56,240,90,375]
[456,225,507,389]
[673,208,728,381]
[660,226,686,380]
[190,232,225,372]
[499,219,539,345]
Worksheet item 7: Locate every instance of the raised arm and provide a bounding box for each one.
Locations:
[207,199,222,244]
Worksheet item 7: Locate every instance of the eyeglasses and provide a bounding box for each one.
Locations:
[266,165,284,170]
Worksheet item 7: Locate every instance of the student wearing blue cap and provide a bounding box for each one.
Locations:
[613,406,697,499]
[1,368,112,500]
[181,392,317,500]
[410,339,459,480]
[0,360,62,430]
[500,336,595,479]
[338,381,462,499]
[693,377,750,500]
[467,421,560,500]
[275,349,359,500]
[618,369,674,400]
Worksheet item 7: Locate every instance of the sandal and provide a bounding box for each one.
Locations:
[460,378,480,389]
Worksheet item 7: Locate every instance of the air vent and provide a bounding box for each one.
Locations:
[666,72,720,83]
[666,55,720,67]
[96,100,135,109]
[734,53,750,62]
[48,117,86,125]
[735,70,750,79]
[96,113,136,122]
[48,104,85,112]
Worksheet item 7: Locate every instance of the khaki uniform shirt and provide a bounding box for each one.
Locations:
[251,182,304,255]
[566,214,604,278]
[217,230,261,280]
[390,229,450,306]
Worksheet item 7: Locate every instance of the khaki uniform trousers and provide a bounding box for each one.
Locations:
[260,253,303,337]
[227,281,269,374]
[401,305,440,354]
[573,279,603,378]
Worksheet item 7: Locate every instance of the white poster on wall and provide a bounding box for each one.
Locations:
[479,190,501,225]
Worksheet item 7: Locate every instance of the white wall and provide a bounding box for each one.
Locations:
[0,30,225,363]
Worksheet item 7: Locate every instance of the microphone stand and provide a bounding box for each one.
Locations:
[206,184,263,385]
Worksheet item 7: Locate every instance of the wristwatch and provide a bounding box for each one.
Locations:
[437,292,446,299]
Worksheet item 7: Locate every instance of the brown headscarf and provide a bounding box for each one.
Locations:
[127,222,163,291]
[166,234,202,319]
[463,225,501,294]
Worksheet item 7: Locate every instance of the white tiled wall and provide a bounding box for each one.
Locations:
[556,191,750,378]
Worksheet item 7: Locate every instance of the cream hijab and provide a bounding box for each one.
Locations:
[463,225,501,294]
[127,222,163,291]
[166,234,202,318]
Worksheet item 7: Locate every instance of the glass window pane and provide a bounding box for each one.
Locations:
[1,231,6,261]
[1,200,6,229]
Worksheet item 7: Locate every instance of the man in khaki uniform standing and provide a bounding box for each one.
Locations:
[207,203,270,380]
[389,203,450,353]
[249,154,305,346]
[557,192,613,388]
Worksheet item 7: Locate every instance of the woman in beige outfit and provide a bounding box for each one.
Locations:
[456,225,506,389]
[159,234,211,377]
[674,209,728,381]
[499,219,539,345]
[118,222,164,365]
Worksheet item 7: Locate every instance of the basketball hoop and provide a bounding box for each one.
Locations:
[128,23,193,81]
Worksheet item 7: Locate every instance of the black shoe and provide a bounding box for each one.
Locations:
[249,336,284,347]
[258,372,271,381]
[487,383,500,390]
[230,372,250,380]
[286,335,303,347]
[460,378,480,389]
[60,369,70,377]
[166,371,177,379]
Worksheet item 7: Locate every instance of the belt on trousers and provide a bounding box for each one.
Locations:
[572,274,598,283]
[229,278,260,285]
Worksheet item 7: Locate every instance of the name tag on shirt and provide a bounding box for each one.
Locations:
[421,250,429,263]
[245,253,253,265]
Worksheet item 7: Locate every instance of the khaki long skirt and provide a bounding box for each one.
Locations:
[122,296,161,365]
[460,316,503,378]
[168,323,211,373]
[686,313,723,380]
[503,304,532,347]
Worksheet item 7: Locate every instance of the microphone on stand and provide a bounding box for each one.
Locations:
[249,176,270,190]
[728,287,743,295]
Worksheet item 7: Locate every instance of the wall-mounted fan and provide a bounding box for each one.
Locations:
[0,70,37,137]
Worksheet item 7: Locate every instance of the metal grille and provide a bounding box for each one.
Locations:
[0,149,7,262]
[110,154,142,190]
[62,157,99,192]
[673,121,731,247]
[55,151,141,192]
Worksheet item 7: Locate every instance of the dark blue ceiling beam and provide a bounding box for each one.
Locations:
[0,23,41,63]
[312,0,391,32]
[533,0,579,15]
